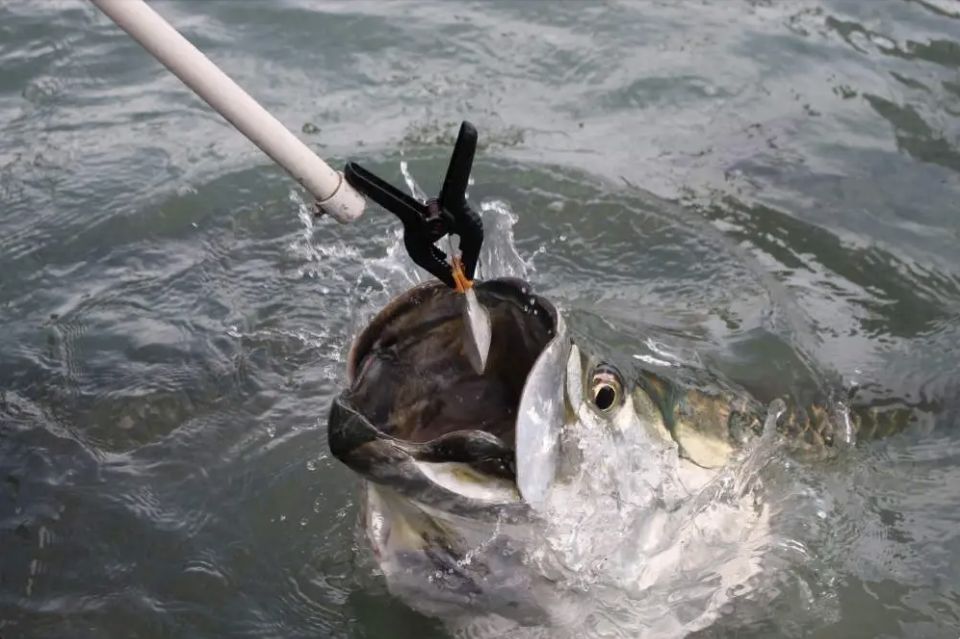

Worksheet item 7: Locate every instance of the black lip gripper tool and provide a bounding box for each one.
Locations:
[343,121,483,289]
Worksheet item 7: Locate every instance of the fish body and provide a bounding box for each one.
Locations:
[328,278,918,628]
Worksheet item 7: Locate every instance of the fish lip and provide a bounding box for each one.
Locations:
[329,393,532,522]
[329,277,558,520]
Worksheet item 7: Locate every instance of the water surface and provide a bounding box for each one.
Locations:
[1,1,959,637]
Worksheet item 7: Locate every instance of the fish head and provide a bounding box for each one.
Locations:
[329,277,749,517]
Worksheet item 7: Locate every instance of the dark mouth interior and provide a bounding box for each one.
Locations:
[347,280,556,448]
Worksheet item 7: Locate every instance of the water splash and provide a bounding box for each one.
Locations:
[288,190,364,284]
[400,160,429,203]
[477,200,536,281]
[449,400,804,639]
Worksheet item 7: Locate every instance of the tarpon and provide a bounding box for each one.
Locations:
[327,278,916,629]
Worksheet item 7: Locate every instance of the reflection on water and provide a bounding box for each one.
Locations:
[1,0,959,637]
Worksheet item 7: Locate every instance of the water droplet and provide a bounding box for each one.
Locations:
[306,460,318,471]
[279,514,286,522]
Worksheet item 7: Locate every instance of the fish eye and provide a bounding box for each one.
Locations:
[590,365,623,412]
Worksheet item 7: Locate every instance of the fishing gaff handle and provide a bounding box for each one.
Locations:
[90,0,365,223]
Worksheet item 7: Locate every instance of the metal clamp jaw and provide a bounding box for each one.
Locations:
[343,122,483,288]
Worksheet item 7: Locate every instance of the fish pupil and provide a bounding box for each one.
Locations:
[595,385,616,411]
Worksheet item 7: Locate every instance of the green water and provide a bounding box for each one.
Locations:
[1,1,959,637]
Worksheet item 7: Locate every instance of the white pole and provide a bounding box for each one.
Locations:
[90,0,365,223]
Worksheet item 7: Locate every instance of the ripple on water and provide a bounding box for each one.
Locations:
[2,0,960,636]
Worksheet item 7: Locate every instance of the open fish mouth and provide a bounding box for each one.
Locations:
[327,278,559,521]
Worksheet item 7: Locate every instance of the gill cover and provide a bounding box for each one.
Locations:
[514,317,570,510]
